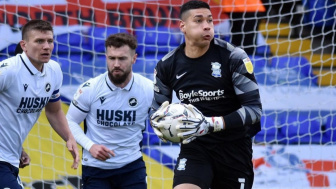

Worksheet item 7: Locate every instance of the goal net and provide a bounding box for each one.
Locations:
[0,0,335,188]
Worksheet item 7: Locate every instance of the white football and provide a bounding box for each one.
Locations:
[158,103,195,143]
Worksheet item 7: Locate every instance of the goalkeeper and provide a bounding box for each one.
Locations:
[0,20,79,189]
[150,1,262,189]
[66,33,152,189]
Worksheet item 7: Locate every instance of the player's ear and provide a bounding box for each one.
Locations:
[19,40,26,52]
[132,53,137,65]
[179,20,186,34]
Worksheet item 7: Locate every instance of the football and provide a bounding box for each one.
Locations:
[158,103,195,143]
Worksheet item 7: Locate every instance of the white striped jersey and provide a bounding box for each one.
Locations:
[66,72,153,169]
[0,52,62,168]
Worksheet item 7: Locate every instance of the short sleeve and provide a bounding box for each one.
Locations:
[0,61,15,92]
[71,81,93,113]
[49,62,63,102]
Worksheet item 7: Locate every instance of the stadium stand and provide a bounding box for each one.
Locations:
[135,26,183,56]
[325,114,336,143]
[54,31,91,54]
[88,26,129,53]
[279,111,325,144]
[254,112,284,144]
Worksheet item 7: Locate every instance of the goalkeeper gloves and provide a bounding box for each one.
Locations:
[177,104,224,144]
[150,101,170,142]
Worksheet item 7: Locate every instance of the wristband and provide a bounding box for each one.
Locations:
[205,116,224,132]
[213,117,224,132]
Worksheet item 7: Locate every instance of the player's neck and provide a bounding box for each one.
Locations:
[184,43,209,58]
[31,61,44,72]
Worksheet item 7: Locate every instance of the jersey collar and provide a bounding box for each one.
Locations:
[20,52,46,76]
[105,72,134,91]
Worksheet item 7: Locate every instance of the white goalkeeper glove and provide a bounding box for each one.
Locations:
[177,104,224,144]
[150,101,170,142]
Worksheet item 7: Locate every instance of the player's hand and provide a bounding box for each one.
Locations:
[150,101,170,142]
[177,104,223,144]
[19,148,30,168]
[89,144,115,161]
[66,137,80,169]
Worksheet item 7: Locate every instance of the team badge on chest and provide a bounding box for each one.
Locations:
[129,97,138,107]
[211,62,222,78]
[45,83,51,92]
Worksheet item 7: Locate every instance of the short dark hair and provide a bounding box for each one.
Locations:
[179,0,210,19]
[21,20,53,40]
[105,33,137,51]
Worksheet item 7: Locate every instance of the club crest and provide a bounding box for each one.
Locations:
[211,62,221,78]
[129,97,138,107]
[177,158,187,171]
[45,83,51,92]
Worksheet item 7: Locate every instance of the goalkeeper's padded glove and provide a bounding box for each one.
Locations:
[177,104,224,144]
[150,101,170,142]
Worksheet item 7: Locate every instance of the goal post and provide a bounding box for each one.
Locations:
[0,0,335,188]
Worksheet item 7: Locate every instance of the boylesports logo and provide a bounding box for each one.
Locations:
[178,89,224,101]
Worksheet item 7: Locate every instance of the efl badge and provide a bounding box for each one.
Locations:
[73,89,83,100]
[243,57,254,74]
[211,62,221,78]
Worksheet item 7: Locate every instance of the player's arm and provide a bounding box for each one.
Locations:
[19,147,30,168]
[66,82,115,161]
[45,100,79,169]
[66,103,115,161]
[222,50,262,132]
[149,63,173,142]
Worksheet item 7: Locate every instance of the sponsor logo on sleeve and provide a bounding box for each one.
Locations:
[0,62,8,68]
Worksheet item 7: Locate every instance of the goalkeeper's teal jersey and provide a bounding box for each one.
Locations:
[0,52,62,168]
[66,72,153,169]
